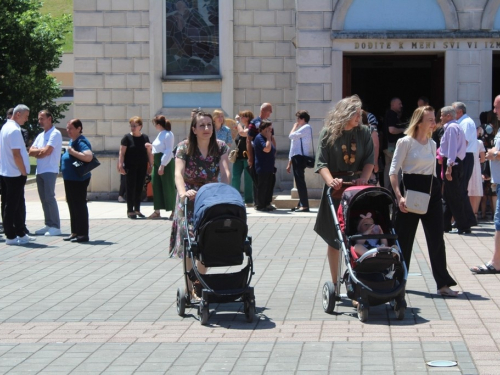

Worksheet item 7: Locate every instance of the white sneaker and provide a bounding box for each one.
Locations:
[35,226,49,235]
[118,196,126,203]
[5,237,19,245]
[44,227,62,236]
[17,235,36,244]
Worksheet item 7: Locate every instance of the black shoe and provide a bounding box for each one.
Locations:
[266,205,276,211]
[458,228,471,234]
[295,208,310,213]
[451,222,457,228]
[63,234,77,241]
[290,207,299,212]
[71,235,89,243]
[256,207,272,212]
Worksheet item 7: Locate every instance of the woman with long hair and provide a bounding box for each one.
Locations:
[314,95,374,291]
[148,115,176,219]
[118,116,154,219]
[169,111,230,261]
[390,106,458,296]
[212,109,232,147]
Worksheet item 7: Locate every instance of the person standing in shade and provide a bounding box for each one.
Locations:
[29,110,62,236]
[118,116,154,219]
[148,115,176,220]
[287,110,313,213]
[452,101,478,229]
[0,105,35,245]
[439,106,470,234]
[382,97,405,190]
[231,110,254,206]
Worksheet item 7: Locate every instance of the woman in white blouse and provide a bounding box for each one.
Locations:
[390,106,459,297]
[286,110,313,212]
[148,115,176,219]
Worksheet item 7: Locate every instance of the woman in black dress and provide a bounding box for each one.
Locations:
[118,116,154,219]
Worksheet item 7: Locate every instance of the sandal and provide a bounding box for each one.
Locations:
[437,287,459,297]
[148,212,161,220]
[470,263,500,274]
[295,207,310,213]
[127,212,137,219]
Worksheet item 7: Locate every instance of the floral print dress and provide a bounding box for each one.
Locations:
[169,140,228,257]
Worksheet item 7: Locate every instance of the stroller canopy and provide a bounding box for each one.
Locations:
[194,183,246,230]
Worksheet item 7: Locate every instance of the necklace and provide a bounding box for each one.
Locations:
[342,136,356,165]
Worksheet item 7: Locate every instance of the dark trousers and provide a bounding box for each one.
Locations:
[442,158,470,231]
[292,155,309,208]
[3,175,28,240]
[64,178,90,236]
[119,174,126,197]
[395,174,456,289]
[460,152,477,227]
[256,172,274,209]
[125,164,147,213]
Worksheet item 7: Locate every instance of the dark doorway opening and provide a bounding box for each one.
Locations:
[492,53,500,102]
[343,54,445,123]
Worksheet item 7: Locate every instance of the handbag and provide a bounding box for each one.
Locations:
[300,126,315,168]
[403,140,435,215]
[72,154,100,177]
[228,138,241,163]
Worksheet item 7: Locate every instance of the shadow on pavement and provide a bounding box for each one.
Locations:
[78,240,115,246]
[407,289,489,301]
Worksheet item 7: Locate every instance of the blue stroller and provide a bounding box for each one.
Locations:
[176,183,255,325]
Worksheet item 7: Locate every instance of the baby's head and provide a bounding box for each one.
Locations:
[358,212,377,234]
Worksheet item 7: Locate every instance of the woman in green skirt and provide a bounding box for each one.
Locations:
[148,115,176,219]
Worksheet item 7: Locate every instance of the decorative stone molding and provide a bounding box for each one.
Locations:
[481,0,500,30]
[331,0,459,31]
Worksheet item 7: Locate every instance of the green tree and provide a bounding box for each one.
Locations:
[0,0,72,138]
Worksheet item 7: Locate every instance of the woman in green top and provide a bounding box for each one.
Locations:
[314,95,374,288]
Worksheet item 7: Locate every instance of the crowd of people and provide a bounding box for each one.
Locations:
[2,95,500,293]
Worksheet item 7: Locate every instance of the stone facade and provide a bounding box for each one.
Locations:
[72,0,500,197]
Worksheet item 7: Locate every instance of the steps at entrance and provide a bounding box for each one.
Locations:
[273,195,320,209]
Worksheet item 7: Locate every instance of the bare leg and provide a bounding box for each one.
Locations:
[327,245,339,284]
[491,230,500,269]
[470,196,481,216]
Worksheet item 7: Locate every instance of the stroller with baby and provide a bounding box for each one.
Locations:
[322,185,407,322]
[176,183,255,325]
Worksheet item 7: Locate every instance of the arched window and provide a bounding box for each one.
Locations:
[343,0,446,31]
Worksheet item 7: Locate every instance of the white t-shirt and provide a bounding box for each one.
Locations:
[32,126,62,174]
[0,119,30,177]
[288,124,313,160]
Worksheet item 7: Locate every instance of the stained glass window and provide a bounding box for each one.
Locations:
[165,0,219,77]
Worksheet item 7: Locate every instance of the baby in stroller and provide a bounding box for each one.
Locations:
[354,212,388,256]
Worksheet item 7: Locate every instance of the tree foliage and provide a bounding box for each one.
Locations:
[0,0,72,137]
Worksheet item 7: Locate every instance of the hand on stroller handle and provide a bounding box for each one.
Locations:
[181,189,197,202]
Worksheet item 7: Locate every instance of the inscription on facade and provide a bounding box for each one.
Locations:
[354,40,500,50]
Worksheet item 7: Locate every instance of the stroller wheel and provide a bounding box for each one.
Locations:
[176,287,186,316]
[199,304,209,325]
[357,304,369,322]
[244,299,256,323]
[322,281,336,313]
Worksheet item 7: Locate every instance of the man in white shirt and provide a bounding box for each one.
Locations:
[452,101,478,228]
[29,110,62,236]
[0,105,35,245]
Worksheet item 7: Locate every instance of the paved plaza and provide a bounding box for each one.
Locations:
[0,179,499,374]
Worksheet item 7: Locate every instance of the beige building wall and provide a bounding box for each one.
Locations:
[70,0,500,197]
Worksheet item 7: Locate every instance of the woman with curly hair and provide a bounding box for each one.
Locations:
[314,95,374,292]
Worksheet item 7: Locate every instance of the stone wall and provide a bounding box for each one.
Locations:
[73,0,151,194]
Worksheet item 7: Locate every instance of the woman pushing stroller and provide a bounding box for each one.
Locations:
[169,111,230,299]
